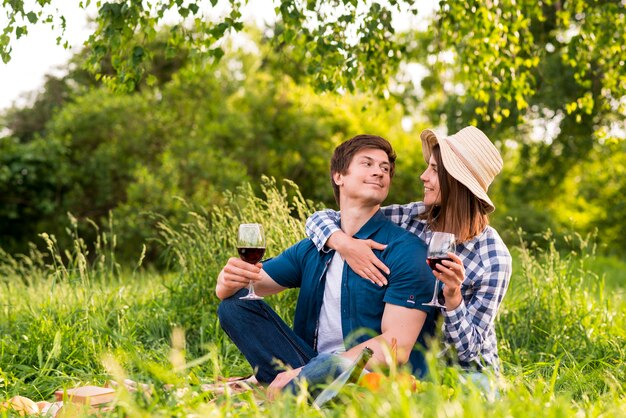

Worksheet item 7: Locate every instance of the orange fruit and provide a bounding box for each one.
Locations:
[395,372,418,392]
[359,372,385,391]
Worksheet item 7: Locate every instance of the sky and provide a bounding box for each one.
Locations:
[0,1,432,113]
[0,3,97,111]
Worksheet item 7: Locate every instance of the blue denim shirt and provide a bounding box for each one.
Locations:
[263,210,436,376]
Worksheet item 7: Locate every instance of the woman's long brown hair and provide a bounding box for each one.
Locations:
[421,145,491,242]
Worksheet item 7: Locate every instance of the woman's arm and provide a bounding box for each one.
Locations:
[305,209,389,285]
[305,203,425,251]
[304,203,425,286]
[441,247,512,367]
[304,209,342,251]
[379,202,426,228]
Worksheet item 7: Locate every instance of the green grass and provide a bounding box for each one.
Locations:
[1,179,625,416]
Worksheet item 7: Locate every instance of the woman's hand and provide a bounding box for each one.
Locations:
[327,231,389,286]
[434,252,465,310]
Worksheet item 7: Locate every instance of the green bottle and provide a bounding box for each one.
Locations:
[345,347,374,384]
[313,347,374,408]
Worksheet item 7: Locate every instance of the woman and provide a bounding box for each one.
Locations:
[305,126,512,374]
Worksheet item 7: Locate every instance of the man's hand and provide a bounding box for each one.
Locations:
[267,367,303,401]
[328,232,389,286]
[215,257,263,300]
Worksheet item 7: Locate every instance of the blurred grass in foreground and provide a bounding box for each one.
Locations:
[0,179,624,416]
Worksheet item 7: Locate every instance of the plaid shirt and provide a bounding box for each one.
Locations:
[305,201,512,373]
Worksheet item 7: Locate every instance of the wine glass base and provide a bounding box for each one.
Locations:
[240,293,264,300]
[423,301,446,309]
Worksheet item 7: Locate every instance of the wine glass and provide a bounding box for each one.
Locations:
[423,232,456,309]
[237,223,266,300]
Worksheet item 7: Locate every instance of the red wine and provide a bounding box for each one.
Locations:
[427,257,452,271]
[237,247,266,264]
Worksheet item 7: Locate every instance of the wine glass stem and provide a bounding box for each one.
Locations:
[247,281,256,295]
[430,279,439,302]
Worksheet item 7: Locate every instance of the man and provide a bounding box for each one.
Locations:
[216,134,435,398]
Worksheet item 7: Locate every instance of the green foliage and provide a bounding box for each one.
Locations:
[418,1,626,126]
[555,140,626,255]
[3,9,626,261]
[1,35,427,263]
[155,177,319,354]
[0,135,69,250]
[4,1,624,132]
[490,133,626,257]
[2,1,417,99]
[499,230,625,399]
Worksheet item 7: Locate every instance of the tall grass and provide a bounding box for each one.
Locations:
[154,177,319,360]
[1,180,624,416]
[499,230,625,401]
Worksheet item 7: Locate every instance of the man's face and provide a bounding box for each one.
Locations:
[333,148,391,206]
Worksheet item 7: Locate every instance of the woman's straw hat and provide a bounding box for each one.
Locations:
[420,126,503,213]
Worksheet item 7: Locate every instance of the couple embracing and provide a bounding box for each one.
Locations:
[216,127,511,398]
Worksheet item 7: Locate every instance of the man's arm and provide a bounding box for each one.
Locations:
[267,303,426,398]
[341,303,427,367]
[215,257,286,300]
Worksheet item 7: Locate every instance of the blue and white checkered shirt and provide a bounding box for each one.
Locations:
[305,201,512,373]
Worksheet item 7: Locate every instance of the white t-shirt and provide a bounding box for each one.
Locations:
[316,252,345,354]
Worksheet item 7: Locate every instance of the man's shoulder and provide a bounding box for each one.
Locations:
[264,238,318,266]
[282,238,320,256]
[262,238,323,285]
[378,219,425,247]
[375,221,427,264]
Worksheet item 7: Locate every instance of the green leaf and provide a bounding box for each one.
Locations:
[132,45,144,65]
[15,26,27,39]
[209,47,224,60]
[26,11,38,24]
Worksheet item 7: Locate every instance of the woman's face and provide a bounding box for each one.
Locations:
[420,154,441,206]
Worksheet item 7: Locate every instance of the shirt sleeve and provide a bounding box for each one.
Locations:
[305,209,342,252]
[382,235,435,314]
[379,202,426,227]
[262,241,307,288]
[442,243,512,364]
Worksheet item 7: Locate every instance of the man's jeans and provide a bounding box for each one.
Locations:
[218,289,350,390]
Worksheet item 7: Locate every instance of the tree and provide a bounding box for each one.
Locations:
[1,0,414,97]
[3,0,626,256]
[2,1,624,127]
[0,29,425,261]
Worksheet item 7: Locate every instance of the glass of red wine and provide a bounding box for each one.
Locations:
[237,223,266,300]
[423,231,456,309]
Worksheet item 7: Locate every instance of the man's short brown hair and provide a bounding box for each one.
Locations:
[330,134,396,205]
